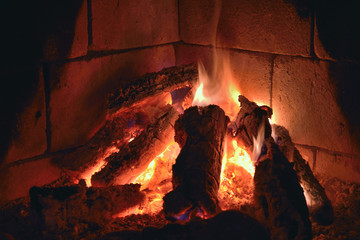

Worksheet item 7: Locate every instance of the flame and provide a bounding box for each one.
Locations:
[191,49,259,210]
[229,140,255,176]
[192,52,240,120]
[252,120,265,164]
[133,159,156,190]
[219,136,255,210]
[114,142,180,218]
[80,146,119,187]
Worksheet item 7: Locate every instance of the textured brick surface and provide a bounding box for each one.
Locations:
[42,0,88,60]
[272,56,357,155]
[49,45,175,152]
[174,43,272,106]
[0,158,61,206]
[3,68,47,164]
[180,0,311,56]
[91,0,179,50]
[315,150,360,184]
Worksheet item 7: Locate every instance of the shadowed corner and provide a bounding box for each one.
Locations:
[0,0,84,164]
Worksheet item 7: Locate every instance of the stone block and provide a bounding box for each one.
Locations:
[272,56,357,154]
[42,0,88,60]
[174,43,272,107]
[180,0,311,56]
[0,158,61,206]
[48,45,175,152]
[91,0,179,50]
[315,150,360,184]
[2,68,47,164]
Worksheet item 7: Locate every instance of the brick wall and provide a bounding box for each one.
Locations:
[1,0,359,205]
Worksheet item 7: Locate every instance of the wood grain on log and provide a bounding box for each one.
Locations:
[52,97,172,175]
[108,64,198,113]
[272,124,334,225]
[91,105,178,187]
[231,95,272,149]
[232,95,312,239]
[163,105,228,219]
[254,139,312,240]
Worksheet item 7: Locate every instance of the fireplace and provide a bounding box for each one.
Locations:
[1,0,360,239]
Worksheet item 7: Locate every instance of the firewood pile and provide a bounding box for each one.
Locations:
[0,64,359,240]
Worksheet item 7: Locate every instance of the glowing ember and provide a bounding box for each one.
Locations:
[133,159,156,190]
[114,142,180,217]
[80,146,119,186]
[219,137,254,210]
[229,140,255,177]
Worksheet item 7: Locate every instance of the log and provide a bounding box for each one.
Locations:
[108,64,198,113]
[163,105,228,219]
[53,64,197,174]
[91,105,179,187]
[231,95,272,149]
[29,183,145,234]
[254,138,312,240]
[272,124,334,225]
[231,95,312,239]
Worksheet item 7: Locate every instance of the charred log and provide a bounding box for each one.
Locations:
[91,105,178,187]
[52,95,174,176]
[232,96,312,239]
[108,64,198,113]
[30,183,145,233]
[272,124,334,225]
[163,105,228,219]
[254,139,312,240]
[231,95,272,149]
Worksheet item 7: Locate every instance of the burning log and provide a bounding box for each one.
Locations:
[232,95,312,239]
[108,64,198,113]
[163,105,228,219]
[254,139,312,240]
[272,124,334,225]
[91,105,179,187]
[231,95,272,149]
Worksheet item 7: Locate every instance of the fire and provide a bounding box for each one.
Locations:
[80,146,119,186]
[192,52,240,120]
[252,120,265,165]
[114,49,270,218]
[133,159,156,190]
[113,142,180,217]
[218,136,255,210]
[229,140,255,176]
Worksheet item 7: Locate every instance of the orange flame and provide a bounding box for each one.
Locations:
[191,49,259,210]
[114,142,180,218]
[192,52,240,120]
[229,140,255,176]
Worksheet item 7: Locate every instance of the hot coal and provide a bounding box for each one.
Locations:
[101,210,269,240]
